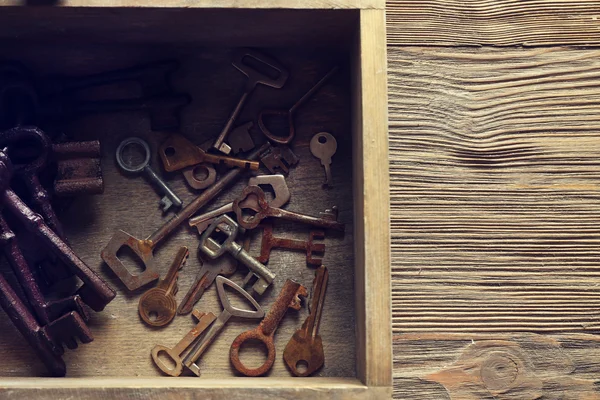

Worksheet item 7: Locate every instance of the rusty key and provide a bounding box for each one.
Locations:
[213,49,289,154]
[101,142,270,291]
[257,223,325,266]
[139,246,187,327]
[233,185,345,232]
[159,133,259,172]
[260,146,299,175]
[283,266,329,376]
[183,276,264,376]
[259,67,338,145]
[151,310,216,376]
[230,279,308,376]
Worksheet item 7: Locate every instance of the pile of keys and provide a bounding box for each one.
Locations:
[101,48,343,377]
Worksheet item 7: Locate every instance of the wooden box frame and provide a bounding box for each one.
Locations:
[0,1,391,398]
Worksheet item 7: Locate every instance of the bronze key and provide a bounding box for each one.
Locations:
[283,266,329,376]
[230,279,308,376]
[159,133,259,172]
[138,246,187,327]
[232,185,345,232]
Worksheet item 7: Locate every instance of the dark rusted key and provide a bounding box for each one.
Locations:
[257,223,325,266]
[232,185,345,232]
[283,266,328,376]
[228,121,255,154]
[230,279,307,376]
[52,140,103,197]
[0,151,115,311]
[101,143,270,291]
[259,146,299,175]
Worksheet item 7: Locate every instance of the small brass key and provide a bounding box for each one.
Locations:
[138,246,188,327]
[283,266,329,376]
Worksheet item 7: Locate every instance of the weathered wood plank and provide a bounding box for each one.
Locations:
[386,1,600,46]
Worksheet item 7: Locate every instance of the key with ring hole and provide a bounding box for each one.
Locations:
[283,266,328,376]
[233,186,345,232]
[182,163,216,190]
[159,133,259,172]
[213,49,289,154]
[138,246,187,327]
[151,309,216,376]
[188,174,290,234]
[116,137,183,213]
[101,143,270,292]
[199,214,275,295]
[310,132,337,187]
[183,276,264,376]
[230,279,307,376]
[259,67,338,145]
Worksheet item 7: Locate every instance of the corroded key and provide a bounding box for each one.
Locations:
[159,133,259,172]
[138,246,187,327]
[310,132,337,187]
[233,185,345,232]
[199,214,275,295]
[183,276,264,376]
[230,279,308,376]
[283,266,329,376]
[151,310,216,376]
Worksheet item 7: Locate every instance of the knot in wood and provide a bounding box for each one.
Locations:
[480,351,520,393]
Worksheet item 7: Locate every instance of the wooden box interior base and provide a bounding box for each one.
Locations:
[0,8,359,380]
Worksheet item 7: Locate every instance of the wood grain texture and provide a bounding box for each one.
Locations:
[388,46,600,397]
[386,1,600,46]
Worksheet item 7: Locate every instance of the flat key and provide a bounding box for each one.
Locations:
[259,67,338,145]
[159,133,259,172]
[116,137,183,213]
[138,246,188,327]
[199,214,275,295]
[183,276,264,376]
[230,279,308,376]
[233,186,345,232]
[182,163,216,190]
[310,132,337,187]
[189,174,290,234]
[228,121,255,154]
[151,310,216,376]
[177,249,239,315]
[213,49,289,154]
[283,266,329,376]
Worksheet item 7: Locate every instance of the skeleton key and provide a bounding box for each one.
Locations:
[260,146,299,175]
[257,223,325,266]
[138,246,188,327]
[230,279,308,376]
[233,186,345,232]
[213,49,289,154]
[259,67,338,145]
[283,266,328,376]
[189,174,290,234]
[183,276,264,376]
[199,214,275,295]
[159,133,259,172]
[151,310,216,376]
[116,137,183,213]
[310,132,337,187]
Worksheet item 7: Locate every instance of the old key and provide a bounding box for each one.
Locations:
[183,276,264,376]
[230,279,308,376]
[233,185,345,232]
[151,310,216,376]
[310,132,337,187]
[283,266,329,376]
[138,246,187,327]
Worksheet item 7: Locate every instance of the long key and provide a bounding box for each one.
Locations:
[183,276,264,376]
[213,49,289,154]
[233,186,345,232]
[189,174,290,234]
[259,67,338,145]
[230,279,308,376]
[257,222,325,266]
[310,132,337,187]
[101,142,270,292]
[151,310,216,376]
[116,137,183,213]
[199,215,275,295]
[138,246,187,327]
[283,266,329,376]
[159,133,259,172]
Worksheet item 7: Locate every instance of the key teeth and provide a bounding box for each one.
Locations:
[290,286,309,310]
[160,197,173,212]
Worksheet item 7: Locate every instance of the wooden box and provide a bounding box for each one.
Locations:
[0,1,391,398]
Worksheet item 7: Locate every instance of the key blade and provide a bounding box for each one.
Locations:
[159,246,189,293]
[202,151,260,170]
[304,266,329,339]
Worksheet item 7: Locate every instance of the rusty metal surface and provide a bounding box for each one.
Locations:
[229,279,307,377]
[259,145,299,175]
[257,222,325,266]
[52,140,103,197]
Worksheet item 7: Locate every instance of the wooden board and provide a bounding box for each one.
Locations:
[388,46,600,397]
[0,45,356,378]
